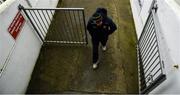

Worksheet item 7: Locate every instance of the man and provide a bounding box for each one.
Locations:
[87,8,117,69]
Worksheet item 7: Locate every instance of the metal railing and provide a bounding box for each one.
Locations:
[137,9,166,94]
[19,5,88,45]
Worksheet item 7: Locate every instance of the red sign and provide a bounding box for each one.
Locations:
[8,11,25,40]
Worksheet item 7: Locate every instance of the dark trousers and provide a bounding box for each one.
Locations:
[92,37,108,63]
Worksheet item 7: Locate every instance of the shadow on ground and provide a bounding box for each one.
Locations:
[26,0,139,94]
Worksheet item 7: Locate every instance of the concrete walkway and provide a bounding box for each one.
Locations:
[26,0,138,94]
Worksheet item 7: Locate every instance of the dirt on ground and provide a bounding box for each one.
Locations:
[26,0,139,94]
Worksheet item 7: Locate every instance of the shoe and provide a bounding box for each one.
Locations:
[93,60,99,69]
[102,46,107,51]
[93,64,98,69]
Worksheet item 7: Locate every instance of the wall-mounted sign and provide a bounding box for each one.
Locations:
[8,11,25,40]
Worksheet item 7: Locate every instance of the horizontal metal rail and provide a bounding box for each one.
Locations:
[20,8,84,10]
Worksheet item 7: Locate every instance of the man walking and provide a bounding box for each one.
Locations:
[87,8,117,69]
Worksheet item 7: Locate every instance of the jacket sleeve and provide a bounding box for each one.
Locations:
[108,18,117,35]
[87,19,94,36]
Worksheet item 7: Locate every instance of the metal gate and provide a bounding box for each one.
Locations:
[137,6,166,94]
[19,5,88,45]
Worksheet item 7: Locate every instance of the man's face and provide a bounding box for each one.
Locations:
[96,19,103,26]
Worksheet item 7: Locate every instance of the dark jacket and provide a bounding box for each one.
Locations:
[87,8,117,40]
[87,15,117,40]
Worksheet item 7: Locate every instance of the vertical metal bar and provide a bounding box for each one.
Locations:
[138,48,147,90]
[142,38,157,66]
[140,27,155,56]
[82,10,88,44]
[139,13,153,44]
[41,10,50,29]
[55,10,63,41]
[140,22,154,53]
[144,56,160,74]
[139,16,153,48]
[72,10,81,42]
[144,42,158,67]
[26,10,44,41]
[45,10,51,25]
[141,31,156,57]
[43,10,52,41]
[50,10,54,16]
[68,10,77,42]
[77,10,83,42]
[142,41,157,67]
[76,10,82,42]
[141,37,157,63]
[143,50,159,72]
[139,14,153,47]
[59,10,67,41]
[32,10,47,36]
[28,10,45,38]
[37,10,48,33]
[143,51,158,72]
[64,10,73,42]
[51,10,59,41]
[70,10,78,42]
[152,67,161,78]
[48,10,55,41]
[61,10,70,42]
[145,61,160,79]
[141,30,156,58]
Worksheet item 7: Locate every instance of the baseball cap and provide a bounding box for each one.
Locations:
[92,12,102,23]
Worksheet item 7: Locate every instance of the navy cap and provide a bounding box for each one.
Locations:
[96,7,107,17]
[92,12,102,22]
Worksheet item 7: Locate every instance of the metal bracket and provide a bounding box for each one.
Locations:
[152,3,158,12]
[149,0,158,13]
[18,4,24,11]
[173,64,179,69]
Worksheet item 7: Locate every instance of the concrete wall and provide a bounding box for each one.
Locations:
[130,0,143,38]
[27,0,59,7]
[0,0,59,93]
[130,0,154,38]
[130,0,180,94]
[175,0,180,5]
[150,0,180,93]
